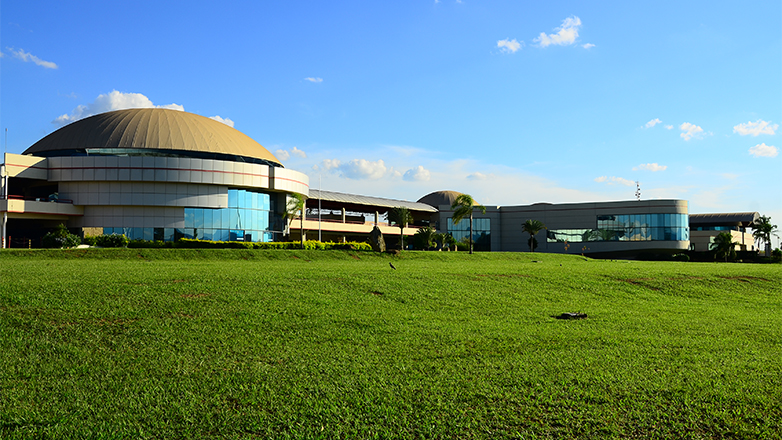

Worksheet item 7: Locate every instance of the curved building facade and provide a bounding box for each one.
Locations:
[1,108,308,245]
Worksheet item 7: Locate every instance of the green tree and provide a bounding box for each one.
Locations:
[414,225,436,250]
[283,193,306,249]
[751,215,777,257]
[711,231,737,262]
[388,206,414,250]
[522,219,546,252]
[41,223,82,249]
[451,194,486,254]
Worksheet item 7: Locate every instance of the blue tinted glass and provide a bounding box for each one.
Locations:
[202,229,213,241]
[222,209,230,228]
[228,189,237,208]
[184,208,194,228]
[193,209,204,229]
[229,210,238,229]
[164,228,174,241]
[143,228,153,241]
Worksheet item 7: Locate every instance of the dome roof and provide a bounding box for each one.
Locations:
[24,108,282,166]
[417,190,480,208]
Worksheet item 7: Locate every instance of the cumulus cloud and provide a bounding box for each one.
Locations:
[497,38,522,53]
[733,120,778,136]
[467,172,488,180]
[304,77,323,83]
[209,115,234,127]
[582,43,595,49]
[633,163,667,172]
[7,47,58,69]
[275,149,291,161]
[321,159,342,170]
[53,90,184,126]
[665,125,673,130]
[679,122,704,141]
[403,166,431,182]
[338,159,389,180]
[748,143,778,158]
[644,118,662,129]
[594,176,635,186]
[291,147,307,158]
[534,16,582,48]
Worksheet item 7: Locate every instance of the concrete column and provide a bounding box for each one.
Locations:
[342,207,346,223]
[375,211,379,226]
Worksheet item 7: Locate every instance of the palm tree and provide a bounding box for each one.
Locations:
[283,193,306,249]
[711,231,737,262]
[751,215,777,257]
[451,194,486,254]
[522,219,546,252]
[388,206,414,250]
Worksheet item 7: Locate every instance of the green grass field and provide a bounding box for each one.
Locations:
[1,249,780,439]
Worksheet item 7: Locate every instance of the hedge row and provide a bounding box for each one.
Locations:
[175,239,373,251]
[83,234,372,251]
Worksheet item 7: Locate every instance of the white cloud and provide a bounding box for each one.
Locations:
[304,77,323,83]
[403,166,431,182]
[533,16,582,48]
[748,143,778,158]
[582,43,595,49]
[337,159,389,180]
[53,90,184,126]
[679,122,704,141]
[664,125,673,130]
[275,149,291,161]
[321,159,342,170]
[497,38,522,53]
[7,47,58,69]
[209,115,234,127]
[644,118,662,129]
[467,172,488,180]
[733,120,778,136]
[595,176,635,186]
[291,147,307,158]
[633,163,667,172]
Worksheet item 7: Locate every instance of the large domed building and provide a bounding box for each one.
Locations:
[1,108,308,244]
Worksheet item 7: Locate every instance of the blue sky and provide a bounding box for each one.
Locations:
[2,1,780,246]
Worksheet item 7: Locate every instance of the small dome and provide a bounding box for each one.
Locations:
[417,190,479,208]
[24,108,282,166]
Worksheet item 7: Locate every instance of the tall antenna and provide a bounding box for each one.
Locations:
[635,181,641,202]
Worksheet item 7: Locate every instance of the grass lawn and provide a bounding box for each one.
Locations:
[1,249,780,439]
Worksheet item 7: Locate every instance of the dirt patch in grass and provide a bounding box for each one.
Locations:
[371,291,383,296]
[350,254,361,260]
[618,278,661,290]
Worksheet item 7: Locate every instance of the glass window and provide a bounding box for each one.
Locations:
[193,209,204,229]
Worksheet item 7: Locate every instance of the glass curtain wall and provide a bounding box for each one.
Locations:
[547,213,689,243]
[103,189,280,242]
[447,217,491,251]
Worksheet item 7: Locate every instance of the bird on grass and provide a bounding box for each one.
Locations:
[389,262,396,270]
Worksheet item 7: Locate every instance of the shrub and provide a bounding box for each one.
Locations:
[41,224,82,249]
[671,253,690,262]
[96,234,130,248]
[128,239,167,248]
[772,248,782,262]
[83,235,98,246]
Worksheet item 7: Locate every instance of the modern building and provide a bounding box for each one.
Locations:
[0,107,701,257]
[1,108,308,247]
[689,212,759,252]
